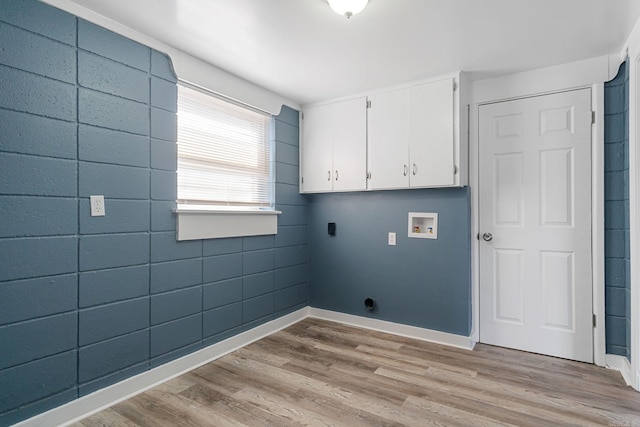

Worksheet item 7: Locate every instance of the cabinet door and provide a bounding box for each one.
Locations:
[408,78,454,187]
[367,88,409,190]
[332,97,367,192]
[301,104,333,192]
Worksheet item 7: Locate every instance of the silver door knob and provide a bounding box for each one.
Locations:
[482,232,493,242]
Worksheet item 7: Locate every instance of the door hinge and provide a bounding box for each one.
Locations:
[366,100,372,108]
[593,314,596,327]
[591,111,596,124]
[453,81,458,91]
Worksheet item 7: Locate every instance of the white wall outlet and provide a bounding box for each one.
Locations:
[90,195,105,217]
[388,232,396,246]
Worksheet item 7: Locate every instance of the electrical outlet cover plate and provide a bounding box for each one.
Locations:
[388,232,396,246]
[90,195,105,217]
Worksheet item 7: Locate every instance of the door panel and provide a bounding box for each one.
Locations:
[541,250,574,330]
[494,249,524,323]
[494,153,524,226]
[479,88,593,363]
[540,148,573,226]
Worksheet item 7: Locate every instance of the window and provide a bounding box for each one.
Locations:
[175,83,279,240]
[177,83,273,210]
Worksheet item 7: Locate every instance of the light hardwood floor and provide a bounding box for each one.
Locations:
[73,318,640,426]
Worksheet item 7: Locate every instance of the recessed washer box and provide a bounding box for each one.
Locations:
[408,212,438,239]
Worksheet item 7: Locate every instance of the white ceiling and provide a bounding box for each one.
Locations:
[60,0,640,105]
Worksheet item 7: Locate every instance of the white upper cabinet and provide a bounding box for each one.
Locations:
[300,97,367,193]
[369,77,459,189]
[300,72,467,194]
[300,102,333,192]
[409,78,455,187]
[367,87,409,190]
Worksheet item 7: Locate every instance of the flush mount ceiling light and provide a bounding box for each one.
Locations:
[327,0,369,18]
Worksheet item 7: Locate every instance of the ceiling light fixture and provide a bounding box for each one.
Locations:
[327,0,369,19]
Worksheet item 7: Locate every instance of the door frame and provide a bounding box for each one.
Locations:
[627,16,640,391]
[469,56,616,367]
[477,88,596,362]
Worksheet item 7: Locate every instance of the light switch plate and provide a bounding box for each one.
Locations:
[388,232,396,246]
[90,195,105,217]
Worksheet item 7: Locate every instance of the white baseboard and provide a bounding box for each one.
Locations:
[16,307,310,427]
[308,308,476,350]
[605,354,633,387]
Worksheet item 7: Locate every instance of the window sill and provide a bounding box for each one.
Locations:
[174,209,281,241]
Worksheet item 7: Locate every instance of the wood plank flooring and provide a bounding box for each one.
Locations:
[73,318,640,426]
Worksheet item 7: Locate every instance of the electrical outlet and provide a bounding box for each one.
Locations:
[90,195,105,217]
[388,232,396,246]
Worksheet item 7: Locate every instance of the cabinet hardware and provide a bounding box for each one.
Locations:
[327,171,331,181]
[335,170,339,181]
[366,172,371,180]
[454,165,458,174]
[366,100,372,108]
[412,163,417,176]
[591,111,596,124]
[403,165,407,176]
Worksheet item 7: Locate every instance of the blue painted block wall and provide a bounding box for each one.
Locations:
[307,188,471,336]
[0,1,308,424]
[604,61,630,359]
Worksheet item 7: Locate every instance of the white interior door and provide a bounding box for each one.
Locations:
[479,89,593,363]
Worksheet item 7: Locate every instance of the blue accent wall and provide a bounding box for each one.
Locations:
[0,1,308,424]
[604,61,630,359]
[307,188,471,336]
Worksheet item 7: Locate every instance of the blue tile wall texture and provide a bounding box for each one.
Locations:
[307,188,472,336]
[0,1,308,424]
[604,61,630,359]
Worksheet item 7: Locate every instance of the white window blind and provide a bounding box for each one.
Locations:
[177,84,273,209]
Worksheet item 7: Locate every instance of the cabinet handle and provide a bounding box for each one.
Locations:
[403,165,408,176]
[335,170,339,181]
[412,163,417,176]
[327,171,331,181]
